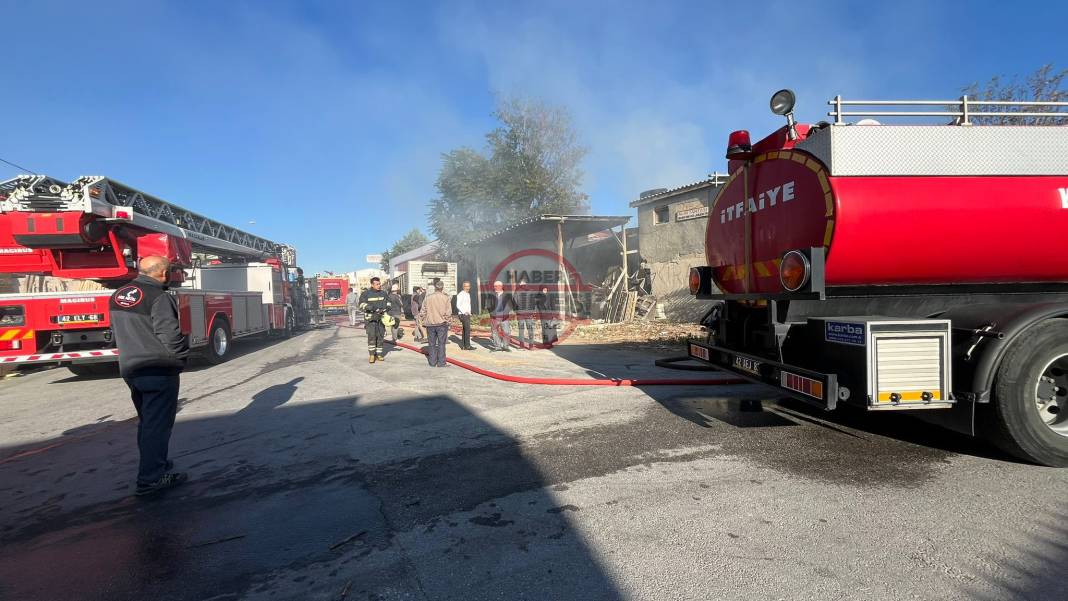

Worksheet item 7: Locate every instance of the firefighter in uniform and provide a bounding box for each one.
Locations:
[358,276,391,363]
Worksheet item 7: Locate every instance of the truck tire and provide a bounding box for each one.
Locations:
[205,319,231,364]
[989,319,1068,467]
[67,362,120,378]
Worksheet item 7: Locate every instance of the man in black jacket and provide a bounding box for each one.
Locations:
[110,255,190,496]
[489,280,515,352]
[514,277,537,350]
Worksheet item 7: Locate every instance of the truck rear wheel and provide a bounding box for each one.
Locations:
[990,319,1068,467]
[205,319,231,364]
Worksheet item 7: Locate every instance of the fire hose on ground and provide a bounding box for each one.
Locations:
[343,320,743,387]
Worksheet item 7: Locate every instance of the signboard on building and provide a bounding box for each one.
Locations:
[675,200,709,222]
[365,254,382,264]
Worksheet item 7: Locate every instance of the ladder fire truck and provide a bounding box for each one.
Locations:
[0,174,312,376]
[686,91,1068,466]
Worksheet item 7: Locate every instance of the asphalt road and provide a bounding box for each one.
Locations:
[1,323,1066,601]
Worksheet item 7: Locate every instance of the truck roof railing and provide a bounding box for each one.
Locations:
[828,95,1068,125]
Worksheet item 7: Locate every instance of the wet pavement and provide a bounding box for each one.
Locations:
[2,323,1068,600]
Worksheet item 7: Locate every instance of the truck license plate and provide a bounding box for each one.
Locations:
[689,343,710,361]
[732,356,762,375]
[59,314,102,324]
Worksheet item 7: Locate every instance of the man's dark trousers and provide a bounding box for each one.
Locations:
[427,324,448,366]
[124,373,180,486]
[458,314,471,348]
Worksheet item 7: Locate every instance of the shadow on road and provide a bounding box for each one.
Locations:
[0,384,621,600]
[546,340,1022,468]
[45,331,316,384]
[966,511,1068,600]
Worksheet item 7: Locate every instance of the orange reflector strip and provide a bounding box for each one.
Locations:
[781,372,824,399]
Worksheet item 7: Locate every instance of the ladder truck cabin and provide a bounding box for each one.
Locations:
[0,175,308,376]
[686,90,1068,466]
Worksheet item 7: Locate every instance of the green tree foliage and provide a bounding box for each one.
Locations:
[961,64,1067,125]
[428,98,589,258]
[380,228,431,271]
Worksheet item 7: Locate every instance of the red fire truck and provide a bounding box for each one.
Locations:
[686,91,1068,466]
[0,175,309,376]
[317,276,348,314]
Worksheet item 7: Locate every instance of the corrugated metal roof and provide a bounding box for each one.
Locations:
[389,240,440,266]
[465,214,631,247]
[629,172,732,208]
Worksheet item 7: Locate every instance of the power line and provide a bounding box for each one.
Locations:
[0,156,37,174]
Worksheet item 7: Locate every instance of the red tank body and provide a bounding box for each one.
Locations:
[706,126,1068,293]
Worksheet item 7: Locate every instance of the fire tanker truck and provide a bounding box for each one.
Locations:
[316,276,348,314]
[0,175,310,376]
[687,91,1068,466]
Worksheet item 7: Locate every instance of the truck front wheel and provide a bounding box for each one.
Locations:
[990,319,1068,467]
[205,319,231,364]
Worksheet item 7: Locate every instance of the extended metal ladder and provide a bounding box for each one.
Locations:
[1,174,289,260]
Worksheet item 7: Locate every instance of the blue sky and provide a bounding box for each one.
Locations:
[2,0,1064,274]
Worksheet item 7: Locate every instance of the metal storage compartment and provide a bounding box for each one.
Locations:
[785,316,952,410]
[192,263,281,305]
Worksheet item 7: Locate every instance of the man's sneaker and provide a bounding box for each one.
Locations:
[135,472,188,496]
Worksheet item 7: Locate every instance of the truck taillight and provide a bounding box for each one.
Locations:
[689,267,712,296]
[780,250,811,292]
[0,339,20,351]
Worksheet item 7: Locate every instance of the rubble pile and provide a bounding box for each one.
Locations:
[567,320,704,349]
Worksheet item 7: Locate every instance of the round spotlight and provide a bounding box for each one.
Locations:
[770,89,797,116]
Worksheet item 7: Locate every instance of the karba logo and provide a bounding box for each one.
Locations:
[720,181,795,223]
[827,322,863,336]
[114,285,143,308]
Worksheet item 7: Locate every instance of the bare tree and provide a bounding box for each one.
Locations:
[961,64,1067,125]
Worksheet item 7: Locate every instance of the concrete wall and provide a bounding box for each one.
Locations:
[634,183,720,322]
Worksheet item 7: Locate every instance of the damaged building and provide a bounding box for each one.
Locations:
[463,214,639,321]
[630,174,729,322]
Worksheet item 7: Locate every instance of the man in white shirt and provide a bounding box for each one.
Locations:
[454,281,475,350]
[345,287,359,326]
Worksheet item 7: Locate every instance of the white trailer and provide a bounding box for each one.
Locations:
[396,261,457,296]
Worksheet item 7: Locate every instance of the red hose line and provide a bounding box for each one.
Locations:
[384,339,744,387]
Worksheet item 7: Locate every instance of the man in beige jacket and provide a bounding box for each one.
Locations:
[418,280,452,367]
